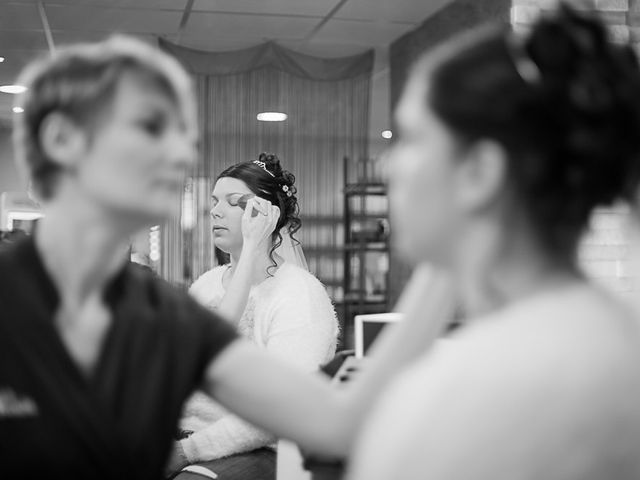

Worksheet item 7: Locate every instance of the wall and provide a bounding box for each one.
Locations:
[386,0,512,306]
[0,122,23,195]
[368,48,393,160]
[390,0,512,112]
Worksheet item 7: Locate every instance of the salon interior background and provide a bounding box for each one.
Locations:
[0,0,638,330]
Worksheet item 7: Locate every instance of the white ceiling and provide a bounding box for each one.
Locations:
[0,0,454,135]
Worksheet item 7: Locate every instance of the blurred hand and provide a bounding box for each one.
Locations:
[241,196,280,253]
[165,441,190,477]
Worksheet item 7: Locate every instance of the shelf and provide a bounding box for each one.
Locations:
[344,183,387,196]
[349,214,388,221]
[301,243,388,254]
[342,293,387,303]
[342,157,391,332]
[344,242,388,251]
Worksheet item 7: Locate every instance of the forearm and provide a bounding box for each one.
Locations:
[205,341,355,458]
[216,249,260,323]
[341,264,455,443]
[204,268,452,458]
[181,414,276,462]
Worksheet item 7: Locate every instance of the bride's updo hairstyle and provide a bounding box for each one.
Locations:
[424,4,640,260]
[217,152,301,268]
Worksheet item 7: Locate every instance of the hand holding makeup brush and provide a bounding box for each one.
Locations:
[240,196,280,253]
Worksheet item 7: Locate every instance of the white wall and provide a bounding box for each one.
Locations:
[368,47,393,168]
[0,123,23,195]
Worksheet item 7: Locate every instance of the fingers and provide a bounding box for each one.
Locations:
[248,196,281,229]
[252,196,269,216]
[242,197,256,222]
[252,196,280,218]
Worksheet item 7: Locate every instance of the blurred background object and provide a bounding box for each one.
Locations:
[2,0,637,351]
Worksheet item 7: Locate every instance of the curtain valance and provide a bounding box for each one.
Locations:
[159,38,374,81]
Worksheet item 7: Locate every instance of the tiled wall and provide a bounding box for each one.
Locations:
[512,0,638,299]
[580,208,636,301]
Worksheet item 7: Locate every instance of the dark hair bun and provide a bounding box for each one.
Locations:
[258,151,297,191]
[258,152,282,175]
[525,4,640,205]
[428,3,640,255]
[255,151,300,234]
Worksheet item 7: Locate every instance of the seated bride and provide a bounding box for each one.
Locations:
[167,153,339,479]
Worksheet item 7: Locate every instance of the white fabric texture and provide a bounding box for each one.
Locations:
[347,286,640,480]
[180,262,339,462]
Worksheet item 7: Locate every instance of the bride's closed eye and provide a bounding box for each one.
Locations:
[233,194,255,210]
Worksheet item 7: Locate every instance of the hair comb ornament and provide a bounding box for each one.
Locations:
[253,160,275,177]
[507,34,542,85]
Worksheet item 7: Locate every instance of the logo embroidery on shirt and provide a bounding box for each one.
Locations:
[0,388,39,418]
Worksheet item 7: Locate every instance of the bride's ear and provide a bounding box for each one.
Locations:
[454,139,508,213]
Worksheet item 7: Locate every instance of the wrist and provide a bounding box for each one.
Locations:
[242,239,271,257]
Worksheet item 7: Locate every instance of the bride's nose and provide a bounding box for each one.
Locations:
[210,204,222,219]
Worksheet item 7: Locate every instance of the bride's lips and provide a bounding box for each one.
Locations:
[212,226,228,233]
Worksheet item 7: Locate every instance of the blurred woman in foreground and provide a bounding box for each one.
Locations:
[348,4,640,479]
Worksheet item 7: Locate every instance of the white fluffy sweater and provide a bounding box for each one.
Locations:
[180,262,339,462]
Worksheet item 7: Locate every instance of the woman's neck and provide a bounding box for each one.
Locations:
[452,220,581,318]
[35,195,135,306]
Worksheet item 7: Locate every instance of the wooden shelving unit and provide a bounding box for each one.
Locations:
[340,157,390,348]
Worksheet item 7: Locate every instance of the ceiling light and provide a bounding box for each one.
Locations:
[381,130,393,139]
[0,85,27,94]
[257,112,287,122]
[0,57,5,63]
[12,106,24,113]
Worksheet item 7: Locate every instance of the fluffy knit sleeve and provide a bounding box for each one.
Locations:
[262,267,339,370]
[188,267,226,311]
[181,268,339,463]
[181,413,275,463]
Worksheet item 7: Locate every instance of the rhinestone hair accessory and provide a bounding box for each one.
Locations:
[282,184,292,197]
[507,33,542,85]
[253,160,275,177]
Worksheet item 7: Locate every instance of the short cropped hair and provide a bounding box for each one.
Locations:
[13,35,195,199]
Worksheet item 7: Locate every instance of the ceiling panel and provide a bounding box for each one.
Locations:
[0,4,42,30]
[186,12,318,40]
[312,19,412,47]
[0,30,48,51]
[336,0,454,23]
[45,5,182,33]
[193,0,334,18]
[52,31,164,46]
[15,0,186,9]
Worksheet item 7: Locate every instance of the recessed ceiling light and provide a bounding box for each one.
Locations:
[0,57,5,63]
[12,106,24,113]
[0,85,27,94]
[257,112,287,122]
[381,130,393,139]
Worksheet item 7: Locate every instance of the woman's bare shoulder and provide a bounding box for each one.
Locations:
[449,284,640,393]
